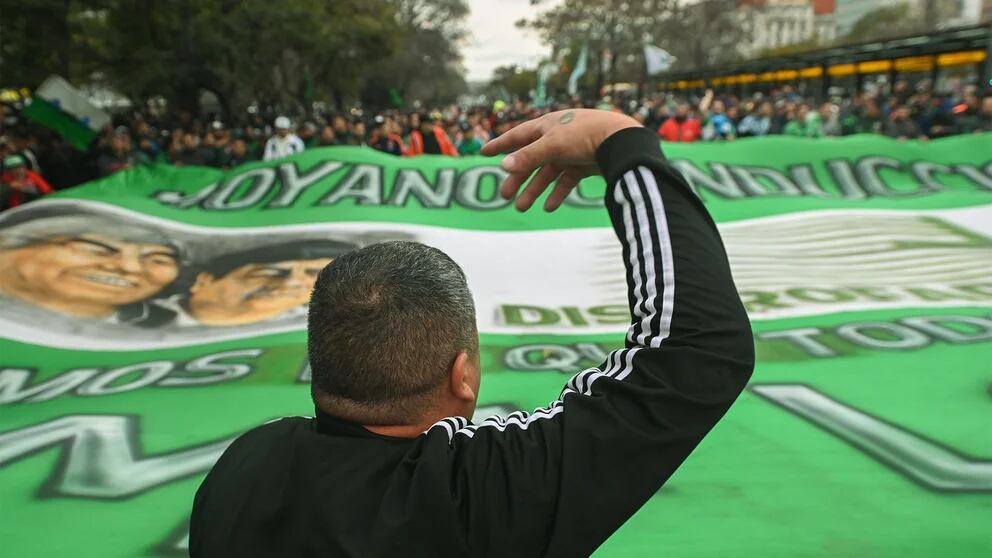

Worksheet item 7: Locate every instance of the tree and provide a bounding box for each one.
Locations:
[518,0,747,96]
[99,0,399,115]
[488,65,538,100]
[519,0,679,95]
[0,0,112,89]
[2,0,401,115]
[660,0,750,70]
[360,0,470,108]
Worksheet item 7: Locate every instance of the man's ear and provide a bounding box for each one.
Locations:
[448,351,478,403]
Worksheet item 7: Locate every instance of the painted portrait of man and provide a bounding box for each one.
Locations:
[0,215,183,323]
[146,239,356,328]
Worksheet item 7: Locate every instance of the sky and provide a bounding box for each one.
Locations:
[462,0,561,82]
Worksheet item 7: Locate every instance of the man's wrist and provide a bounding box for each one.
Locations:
[595,127,668,188]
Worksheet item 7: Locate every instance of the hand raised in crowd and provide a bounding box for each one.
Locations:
[481,109,640,213]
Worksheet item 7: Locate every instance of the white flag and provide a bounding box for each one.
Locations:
[34,75,111,131]
[643,45,676,76]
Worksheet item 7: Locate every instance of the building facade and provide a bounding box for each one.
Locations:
[739,0,837,56]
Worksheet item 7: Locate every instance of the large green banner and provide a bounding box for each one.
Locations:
[1,134,990,556]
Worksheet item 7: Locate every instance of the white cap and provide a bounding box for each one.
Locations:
[274,116,291,129]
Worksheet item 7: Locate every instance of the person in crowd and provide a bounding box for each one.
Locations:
[220,137,254,169]
[977,94,992,133]
[955,91,992,134]
[8,127,43,174]
[884,105,924,140]
[817,102,842,137]
[370,116,404,156]
[132,121,161,163]
[1,154,53,209]
[407,113,458,156]
[165,128,185,163]
[736,101,774,137]
[0,135,10,165]
[784,104,816,137]
[263,116,305,160]
[315,125,339,147]
[657,102,701,142]
[209,121,231,156]
[702,98,736,141]
[243,126,265,159]
[146,240,353,328]
[173,129,217,166]
[0,216,181,321]
[841,96,884,135]
[35,132,78,189]
[345,119,368,147]
[917,93,956,138]
[97,127,141,176]
[331,114,350,139]
[299,122,319,148]
[457,123,483,155]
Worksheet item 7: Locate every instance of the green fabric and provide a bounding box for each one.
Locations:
[783,119,807,137]
[22,96,99,150]
[458,137,482,156]
[0,134,990,557]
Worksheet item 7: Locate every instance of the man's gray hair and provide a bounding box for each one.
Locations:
[308,241,478,425]
[0,214,179,253]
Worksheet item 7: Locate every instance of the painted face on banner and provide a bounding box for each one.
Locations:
[189,258,331,325]
[0,235,180,311]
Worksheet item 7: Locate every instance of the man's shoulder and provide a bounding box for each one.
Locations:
[214,417,312,463]
[242,416,312,439]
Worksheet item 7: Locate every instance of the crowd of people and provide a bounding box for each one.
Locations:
[2,79,990,211]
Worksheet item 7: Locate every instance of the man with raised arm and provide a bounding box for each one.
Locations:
[190,110,755,557]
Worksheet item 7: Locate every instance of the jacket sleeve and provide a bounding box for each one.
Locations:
[424,126,755,557]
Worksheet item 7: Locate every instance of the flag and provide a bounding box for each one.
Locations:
[23,75,110,151]
[534,63,556,108]
[388,88,404,108]
[567,42,589,97]
[644,44,676,75]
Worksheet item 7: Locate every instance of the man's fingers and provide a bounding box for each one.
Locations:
[515,164,560,212]
[480,118,544,156]
[499,135,557,175]
[543,173,579,212]
[498,171,530,201]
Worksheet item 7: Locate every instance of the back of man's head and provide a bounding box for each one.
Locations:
[308,241,478,425]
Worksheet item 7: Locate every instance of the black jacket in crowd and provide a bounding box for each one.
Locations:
[189,126,756,557]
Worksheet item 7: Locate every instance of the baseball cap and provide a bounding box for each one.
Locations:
[274,116,291,129]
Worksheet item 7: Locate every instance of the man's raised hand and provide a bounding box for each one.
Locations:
[480,109,640,212]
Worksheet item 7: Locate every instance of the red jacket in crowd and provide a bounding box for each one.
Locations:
[658,117,702,143]
[406,126,458,156]
[2,169,53,208]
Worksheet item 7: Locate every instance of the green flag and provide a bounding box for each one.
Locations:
[388,88,404,108]
[22,75,109,150]
[567,42,589,97]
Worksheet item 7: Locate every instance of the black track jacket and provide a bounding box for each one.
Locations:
[189,127,755,557]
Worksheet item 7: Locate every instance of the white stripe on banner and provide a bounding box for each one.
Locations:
[427,167,675,442]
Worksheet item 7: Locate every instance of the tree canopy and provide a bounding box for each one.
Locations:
[516,0,749,96]
[0,0,469,115]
